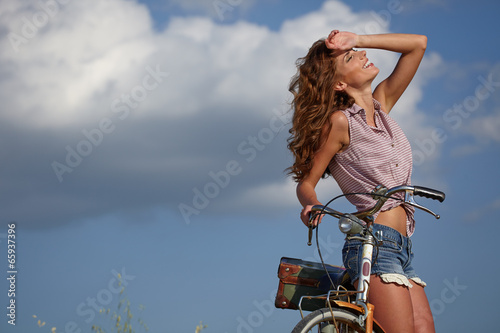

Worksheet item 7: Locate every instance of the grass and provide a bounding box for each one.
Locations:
[34,273,207,333]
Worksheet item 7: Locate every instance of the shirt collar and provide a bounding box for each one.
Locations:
[345,98,382,114]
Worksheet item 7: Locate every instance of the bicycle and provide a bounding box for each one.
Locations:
[276,184,445,333]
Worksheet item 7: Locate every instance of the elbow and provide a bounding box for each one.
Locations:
[418,34,427,51]
[296,181,306,198]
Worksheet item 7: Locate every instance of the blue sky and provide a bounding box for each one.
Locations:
[1,0,499,332]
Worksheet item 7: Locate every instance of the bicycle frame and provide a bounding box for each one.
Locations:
[304,214,379,331]
[352,229,377,331]
[356,231,375,304]
[331,229,378,331]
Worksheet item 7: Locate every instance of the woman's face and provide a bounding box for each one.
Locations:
[334,49,379,89]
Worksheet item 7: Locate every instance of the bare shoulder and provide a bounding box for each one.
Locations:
[323,110,349,152]
[305,110,350,182]
[329,110,349,130]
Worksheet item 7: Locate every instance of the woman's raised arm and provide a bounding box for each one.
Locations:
[360,33,427,113]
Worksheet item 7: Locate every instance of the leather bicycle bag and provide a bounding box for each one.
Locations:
[275,257,353,311]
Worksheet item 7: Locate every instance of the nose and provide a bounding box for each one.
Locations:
[360,50,366,58]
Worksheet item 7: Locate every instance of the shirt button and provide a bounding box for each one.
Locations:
[396,163,399,167]
[391,143,395,147]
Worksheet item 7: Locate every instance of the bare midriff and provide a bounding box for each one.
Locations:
[374,205,408,236]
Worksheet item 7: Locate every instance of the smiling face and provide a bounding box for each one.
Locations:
[333,49,379,91]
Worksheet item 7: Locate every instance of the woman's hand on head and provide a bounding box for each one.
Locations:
[325,30,358,52]
[301,204,323,228]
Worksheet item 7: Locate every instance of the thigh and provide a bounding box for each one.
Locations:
[409,283,435,333]
[367,275,415,333]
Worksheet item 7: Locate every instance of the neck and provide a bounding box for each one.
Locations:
[346,88,376,126]
[343,78,376,114]
[349,90,375,116]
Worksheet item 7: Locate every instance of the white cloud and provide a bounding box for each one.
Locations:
[226,174,345,214]
[463,196,500,223]
[229,179,298,210]
[444,62,500,157]
[1,0,436,128]
[2,0,156,128]
[465,110,500,143]
[0,0,444,225]
[449,105,500,157]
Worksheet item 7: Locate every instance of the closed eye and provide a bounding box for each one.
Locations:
[345,51,353,63]
[345,49,357,62]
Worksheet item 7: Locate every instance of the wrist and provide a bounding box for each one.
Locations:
[356,34,371,48]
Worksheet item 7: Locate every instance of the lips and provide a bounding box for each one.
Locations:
[363,60,373,69]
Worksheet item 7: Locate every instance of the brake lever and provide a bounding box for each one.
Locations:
[308,224,313,246]
[307,212,318,246]
[405,192,440,219]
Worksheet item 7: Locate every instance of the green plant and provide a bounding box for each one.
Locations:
[195,322,208,333]
[33,273,207,333]
[91,273,148,333]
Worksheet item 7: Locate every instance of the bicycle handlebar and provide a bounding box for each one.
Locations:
[311,184,445,221]
[307,184,445,245]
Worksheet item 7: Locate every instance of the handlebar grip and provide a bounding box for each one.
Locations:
[413,186,445,202]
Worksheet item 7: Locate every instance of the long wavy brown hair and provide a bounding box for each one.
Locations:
[287,39,355,182]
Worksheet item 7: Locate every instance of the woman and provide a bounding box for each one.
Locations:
[287,30,432,333]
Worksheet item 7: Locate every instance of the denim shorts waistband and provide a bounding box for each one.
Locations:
[371,223,409,244]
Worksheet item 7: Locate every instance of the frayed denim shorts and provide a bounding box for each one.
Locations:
[342,223,426,288]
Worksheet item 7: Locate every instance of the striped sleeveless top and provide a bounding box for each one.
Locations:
[328,99,416,236]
